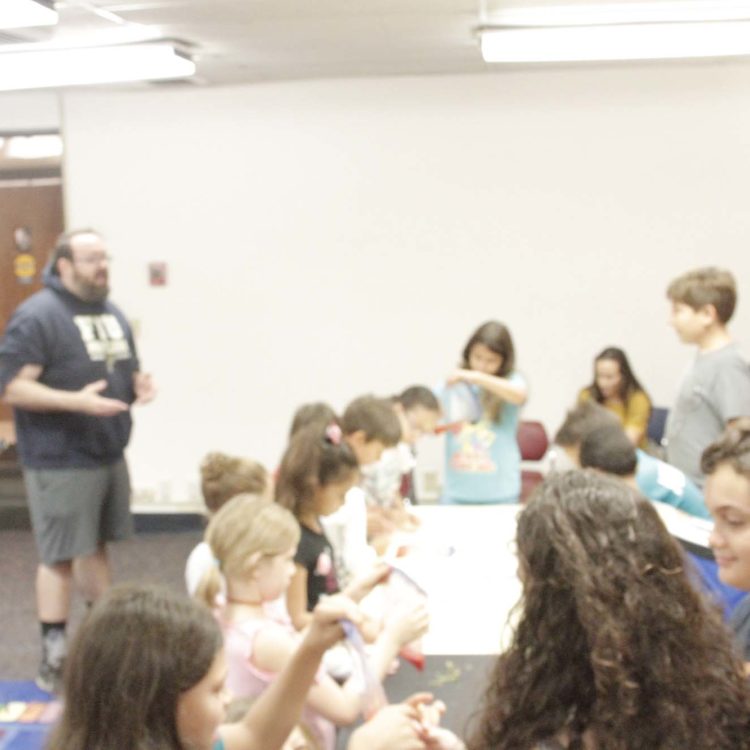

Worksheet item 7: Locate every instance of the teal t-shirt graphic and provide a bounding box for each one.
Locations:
[442,372,525,504]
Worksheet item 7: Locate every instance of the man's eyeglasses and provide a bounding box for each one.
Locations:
[72,254,112,266]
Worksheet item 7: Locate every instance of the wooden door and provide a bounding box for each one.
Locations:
[0,181,65,429]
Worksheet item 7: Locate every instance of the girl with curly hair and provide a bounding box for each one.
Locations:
[185,452,272,596]
[469,470,750,750]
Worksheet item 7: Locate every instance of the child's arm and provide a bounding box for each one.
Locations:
[623,390,650,446]
[344,562,390,642]
[218,595,361,750]
[347,693,464,750]
[364,599,430,681]
[253,613,365,725]
[286,564,313,631]
[343,560,391,602]
[256,598,429,727]
[449,369,527,406]
[303,601,428,726]
[367,505,397,541]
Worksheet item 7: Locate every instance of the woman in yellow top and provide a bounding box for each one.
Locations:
[578,347,651,447]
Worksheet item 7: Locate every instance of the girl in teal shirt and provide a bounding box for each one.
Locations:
[441,320,528,504]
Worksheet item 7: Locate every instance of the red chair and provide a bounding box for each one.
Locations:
[517,420,549,502]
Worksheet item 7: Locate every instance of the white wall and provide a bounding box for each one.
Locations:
[58,62,750,504]
[0,92,60,132]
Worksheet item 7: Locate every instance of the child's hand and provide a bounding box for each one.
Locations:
[370,532,393,557]
[282,726,312,750]
[344,561,391,602]
[347,703,426,750]
[410,694,445,728]
[303,594,361,653]
[405,694,465,750]
[403,511,421,531]
[367,507,398,539]
[447,369,475,386]
[423,727,465,750]
[384,600,430,648]
[358,614,383,644]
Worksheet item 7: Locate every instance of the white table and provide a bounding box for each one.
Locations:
[377,501,714,656]
[382,504,523,656]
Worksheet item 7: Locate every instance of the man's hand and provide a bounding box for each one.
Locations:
[77,380,129,416]
[133,372,157,404]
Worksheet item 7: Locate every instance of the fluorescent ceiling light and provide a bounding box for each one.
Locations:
[0,42,195,91]
[6,134,63,159]
[481,21,750,63]
[0,0,57,30]
[488,1,750,27]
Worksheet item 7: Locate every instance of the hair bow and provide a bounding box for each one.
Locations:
[325,423,343,445]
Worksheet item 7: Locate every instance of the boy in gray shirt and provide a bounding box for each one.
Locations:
[666,267,750,486]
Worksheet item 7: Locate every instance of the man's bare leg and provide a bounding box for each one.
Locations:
[72,544,111,603]
[36,561,72,692]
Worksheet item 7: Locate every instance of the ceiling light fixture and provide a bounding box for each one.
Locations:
[6,134,63,159]
[0,0,57,30]
[480,21,750,63]
[485,1,750,28]
[0,42,196,91]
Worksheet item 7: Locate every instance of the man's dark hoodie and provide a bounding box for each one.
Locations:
[0,266,139,468]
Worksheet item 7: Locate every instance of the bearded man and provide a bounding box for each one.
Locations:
[0,229,156,692]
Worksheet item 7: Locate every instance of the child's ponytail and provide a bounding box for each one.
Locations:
[194,558,224,609]
[194,493,300,608]
[276,424,359,516]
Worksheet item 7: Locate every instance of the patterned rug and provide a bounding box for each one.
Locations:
[0,682,60,750]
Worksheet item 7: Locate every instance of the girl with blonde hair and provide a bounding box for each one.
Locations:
[195,493,429,750]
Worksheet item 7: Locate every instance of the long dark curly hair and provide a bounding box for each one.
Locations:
[469,471,750,750]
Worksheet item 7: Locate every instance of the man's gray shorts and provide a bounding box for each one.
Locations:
[23,459,133,565]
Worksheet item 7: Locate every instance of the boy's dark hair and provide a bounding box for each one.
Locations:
[667,267,737,324]
[701,417,750,480]
[395,385,440,412]
[341,395,401,446]
[579,424,637,476]
[554,401,620,447]
[289,401,338,439]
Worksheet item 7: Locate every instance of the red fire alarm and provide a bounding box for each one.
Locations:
[149,262,167,286]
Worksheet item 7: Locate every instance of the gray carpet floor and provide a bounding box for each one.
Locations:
[0,527,203,678]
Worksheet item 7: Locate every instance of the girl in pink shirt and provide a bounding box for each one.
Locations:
[194,493,429,750]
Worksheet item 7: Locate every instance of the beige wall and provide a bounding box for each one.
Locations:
[0,92,60,132]
[8,62,750,502]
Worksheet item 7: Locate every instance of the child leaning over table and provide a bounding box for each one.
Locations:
[361,386,441,551]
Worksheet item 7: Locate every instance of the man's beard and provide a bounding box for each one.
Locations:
[72,270,109,303]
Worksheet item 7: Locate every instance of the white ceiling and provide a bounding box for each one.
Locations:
[0,0,726,88]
